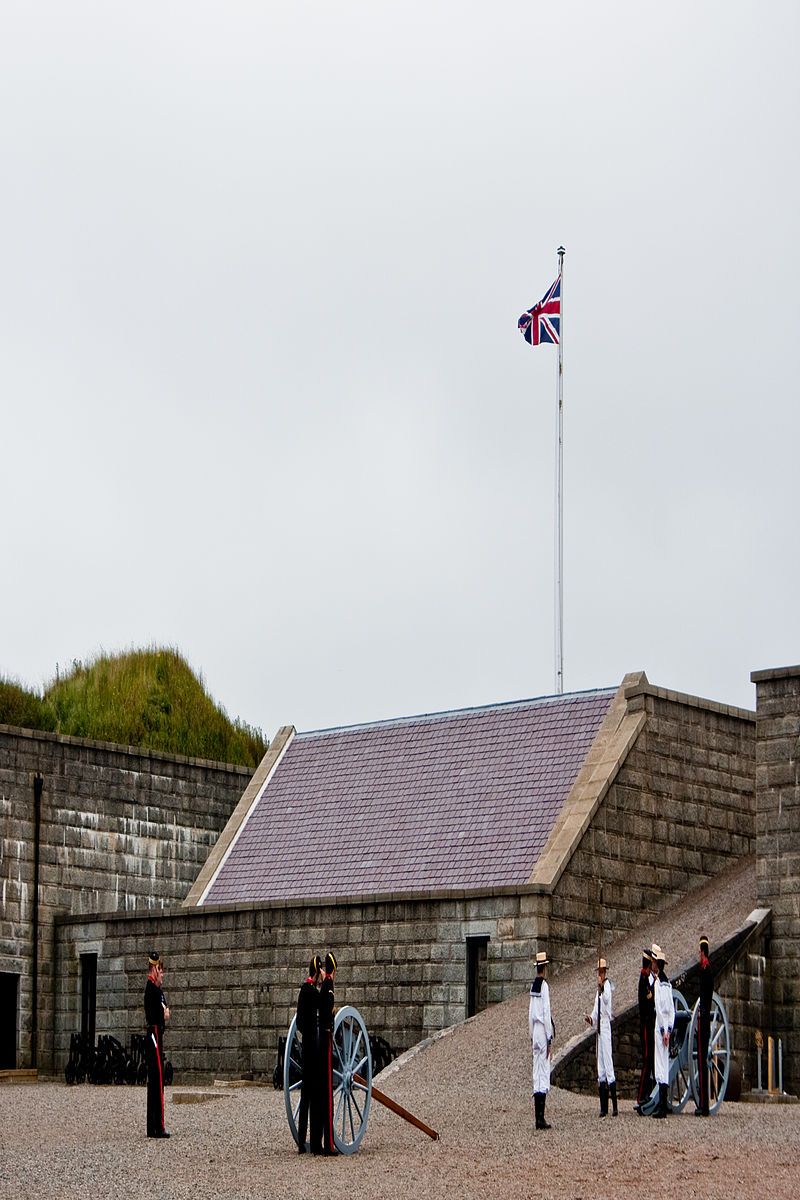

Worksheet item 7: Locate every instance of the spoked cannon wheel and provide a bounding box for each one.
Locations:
[283,1004,373,1154]
[668,989,694,1112]
[640,988,693,1115]
[331,1006,372,1154]
[688,991,731,1115]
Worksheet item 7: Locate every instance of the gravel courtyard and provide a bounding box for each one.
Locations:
[1,1075,794,1200]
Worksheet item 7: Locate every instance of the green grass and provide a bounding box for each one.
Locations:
[0,648,268,767]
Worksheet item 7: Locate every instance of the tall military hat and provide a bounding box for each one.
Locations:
[597,957,608,971]
[148,950,162,967]
[535,951,549,967]
[324,951,337,973]
[700,935,710,953]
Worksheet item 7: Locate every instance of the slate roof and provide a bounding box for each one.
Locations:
[202,688,617,905]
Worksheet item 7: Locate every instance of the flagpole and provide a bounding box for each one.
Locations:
[555,245,565,695]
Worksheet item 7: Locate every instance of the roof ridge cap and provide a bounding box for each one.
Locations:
[298,686,617,738]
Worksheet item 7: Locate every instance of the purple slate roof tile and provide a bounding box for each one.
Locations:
[203,688,616,905]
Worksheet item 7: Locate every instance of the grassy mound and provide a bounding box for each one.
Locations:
[0,648,267,767]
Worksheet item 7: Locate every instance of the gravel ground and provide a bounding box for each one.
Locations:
[2,859,793,1200]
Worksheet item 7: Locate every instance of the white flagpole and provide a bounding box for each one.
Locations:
[555,245,565,695]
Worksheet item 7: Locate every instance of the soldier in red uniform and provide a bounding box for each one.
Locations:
[295,955,323,1153]
[319,952,338,1155]
[634,947,655,1113]
[144,951,170,1138]
[694,935,714,1116]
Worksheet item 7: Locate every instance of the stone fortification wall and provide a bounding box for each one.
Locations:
[751,665,800,1094]
[55,888,549,1081]
[548,686,755,968]
[0,724,249,1071]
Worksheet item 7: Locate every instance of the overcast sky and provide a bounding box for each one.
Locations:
[1,2,797,741]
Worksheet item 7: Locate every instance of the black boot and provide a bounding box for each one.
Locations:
[539,1093,551,1130]
[534,1093,542,1129]
[609,1081,618,1116]
[598,1081,608,1117]
[651,1083,668,1119]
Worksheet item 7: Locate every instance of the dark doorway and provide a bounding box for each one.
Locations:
[466,936,489,1018]
[80,954,97,1046]
[0,973,19,1069]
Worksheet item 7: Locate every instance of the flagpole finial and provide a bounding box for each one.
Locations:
[557,245,565,257]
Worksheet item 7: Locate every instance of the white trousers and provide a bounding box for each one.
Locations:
[595,1022,615,1084]
[531,1026,551,1094]
[654,1029,670,1085]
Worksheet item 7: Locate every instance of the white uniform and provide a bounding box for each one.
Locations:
[588,977,615,1084]
[654,975,675,1085]
[529,977,553,1094]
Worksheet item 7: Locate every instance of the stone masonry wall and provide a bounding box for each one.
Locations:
[548,688,755,969]
[751,666,800,1094]
[54,888,550,1082]
[0,724,249,1072]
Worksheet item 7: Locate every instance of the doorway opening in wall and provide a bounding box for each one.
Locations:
[0,973,19,1069]
[466,935,490,1018]
[80,954,97,1046]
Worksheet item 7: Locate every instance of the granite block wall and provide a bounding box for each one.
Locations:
[549,688,755,968]
[751,665,800,1094]
[0,724,249,1071]
[54,889,550,1082]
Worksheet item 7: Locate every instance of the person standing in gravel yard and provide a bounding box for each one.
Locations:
[651,945,674,1119]
[634,947,656,1113]
[319,952,338,1155]
[528,951,554,1131]
[694,935,714,1117]
[295,954,323,1153]
[144,951,170,1139]
[585,957,617,1117]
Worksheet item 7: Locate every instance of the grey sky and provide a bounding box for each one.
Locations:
[2,2,797,741]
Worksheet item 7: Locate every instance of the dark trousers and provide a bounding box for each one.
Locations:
[297,1042,322,1150]
[146,1027,165,1135]
[636,1019,655,1105]
[321,1030,335,1151]
[697,1009,711,1113]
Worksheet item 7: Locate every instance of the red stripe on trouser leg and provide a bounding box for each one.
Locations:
[327,1034,334,1148]
[636,1027,650,1104]
[156,1028,165,1130]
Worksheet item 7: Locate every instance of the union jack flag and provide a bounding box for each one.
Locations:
[518,275,561,346]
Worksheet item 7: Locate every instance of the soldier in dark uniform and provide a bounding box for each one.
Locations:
[695,935,714,1116]
[634,947,655,1113]
[144,950,170,1138]
[295,954,323,1153]
[319,952,338,1155]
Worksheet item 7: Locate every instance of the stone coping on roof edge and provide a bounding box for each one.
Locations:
[751,665,800,683]
[623,684,755,722]
[54,883,554,927]
[0,721,254,774]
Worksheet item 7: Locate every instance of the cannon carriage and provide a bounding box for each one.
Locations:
[639,987,731,1115]
[283,1005,437,1154]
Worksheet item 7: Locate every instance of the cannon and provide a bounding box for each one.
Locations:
[283,1006,438,1154]
[639,988,731,1115]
